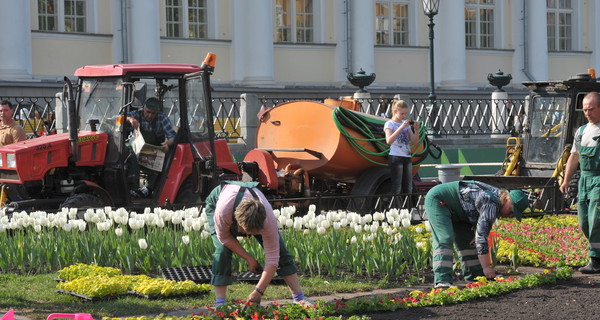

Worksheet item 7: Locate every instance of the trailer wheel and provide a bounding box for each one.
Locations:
[348,167,392,213]
[59,193,106,219]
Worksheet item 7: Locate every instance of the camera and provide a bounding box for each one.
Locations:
[408,120,414,125]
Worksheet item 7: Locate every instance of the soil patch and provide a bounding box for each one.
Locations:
[365,268,600,320]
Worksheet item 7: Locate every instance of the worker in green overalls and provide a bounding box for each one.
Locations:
[560,91,600,274]
[425,180,528,288]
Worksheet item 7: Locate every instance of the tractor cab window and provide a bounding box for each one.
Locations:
[185,75,212,157]
[526,95,567,164]
[130,78,182,132]
[79,77,124,133]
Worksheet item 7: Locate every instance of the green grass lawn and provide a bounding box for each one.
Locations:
[0,273,384,320]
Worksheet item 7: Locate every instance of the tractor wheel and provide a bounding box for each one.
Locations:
[59,193,106,219]
[174,177,201,206]
[348,167,392,214]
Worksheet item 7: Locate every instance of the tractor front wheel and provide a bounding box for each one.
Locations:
[60,193,106,218]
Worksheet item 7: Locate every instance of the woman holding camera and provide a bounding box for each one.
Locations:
[384,100,420,195]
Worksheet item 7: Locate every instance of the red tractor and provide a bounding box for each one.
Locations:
[0,53,246,211]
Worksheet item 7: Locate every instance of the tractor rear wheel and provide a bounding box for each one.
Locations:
[348,167,392,213]
[59,193,106,219]
[173,177,201,206]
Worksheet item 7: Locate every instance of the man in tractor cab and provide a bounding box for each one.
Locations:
[126,97,177,197]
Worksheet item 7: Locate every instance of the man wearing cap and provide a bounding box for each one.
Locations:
[560,91,600,274]
[424,180,528,289]
[126,97,177,197]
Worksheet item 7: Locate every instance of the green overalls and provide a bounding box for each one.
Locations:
[577,124,600,258]
[425,181,487,284]
[205,181,298,285]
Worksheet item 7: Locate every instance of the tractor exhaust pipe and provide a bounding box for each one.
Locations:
[64,77,78,162]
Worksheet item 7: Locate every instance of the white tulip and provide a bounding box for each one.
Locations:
[34,224,42,233]
[350,235,357,244]
[308,204,316,213]
[115,227,123,237]
[285,218,293,228]
[62,222,73,232]
[317,226,326,235]
[424,221,431,232]
[339,218,348,227]
[415,226,423,234]
[182,235,190,244]
[354,225,362,233]
[192,219,202,231]
[293,219,303,230]
[200,230,210,239]
[401,218,411,229]
[370,224,378,233]
[138,238,148,250]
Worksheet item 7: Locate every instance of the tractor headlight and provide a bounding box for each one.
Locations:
[6,153,16,168]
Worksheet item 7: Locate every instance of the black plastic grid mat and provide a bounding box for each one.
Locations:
[237,271,283,283]
[160,265,212,284]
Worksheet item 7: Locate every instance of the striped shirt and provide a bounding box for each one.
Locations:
[458,180,500,255]
[127,109,176,142]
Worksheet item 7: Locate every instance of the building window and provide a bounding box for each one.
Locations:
[375,1,409,46]
[547,0,572,51]
[465,0,495,49]
[275,0,313,43]
[37,0,86,33]
[166,0,208,39]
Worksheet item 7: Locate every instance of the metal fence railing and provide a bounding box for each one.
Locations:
[1,95,528,140]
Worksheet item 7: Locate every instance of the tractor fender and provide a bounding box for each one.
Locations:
[243,149,279,190]
[75,180,114,207]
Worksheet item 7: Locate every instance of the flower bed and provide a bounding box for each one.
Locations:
[102,267,573,320]
[494,215,588,267]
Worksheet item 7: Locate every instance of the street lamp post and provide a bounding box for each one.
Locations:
[422,0,440,134]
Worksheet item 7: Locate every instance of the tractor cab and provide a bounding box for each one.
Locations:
[0,53,223,211]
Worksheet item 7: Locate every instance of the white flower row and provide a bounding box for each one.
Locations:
[0,204,430,240]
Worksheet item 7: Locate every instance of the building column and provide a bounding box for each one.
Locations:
[349,0,375,76]
[231,0,274,86]
[525,0,548,81]
[128,0,161,63]
[436,1,468,89]
[0,0,32,79]
[511,0,527,85]
[333,0,350,84]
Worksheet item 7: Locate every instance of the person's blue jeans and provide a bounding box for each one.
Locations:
[388,155,412,194]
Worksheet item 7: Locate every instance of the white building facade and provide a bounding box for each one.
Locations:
[0,0,599,96]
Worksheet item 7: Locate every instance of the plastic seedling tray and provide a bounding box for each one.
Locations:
[159,265,212,283]
[128,290,209,300]
[55,289,123,302]
[236,272,283,283]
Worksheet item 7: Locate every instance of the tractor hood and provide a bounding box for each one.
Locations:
[0,132,108,183]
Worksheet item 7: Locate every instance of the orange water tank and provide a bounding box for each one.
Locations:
[253,100,387,184]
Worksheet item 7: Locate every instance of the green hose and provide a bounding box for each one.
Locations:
[331,107,441,166]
